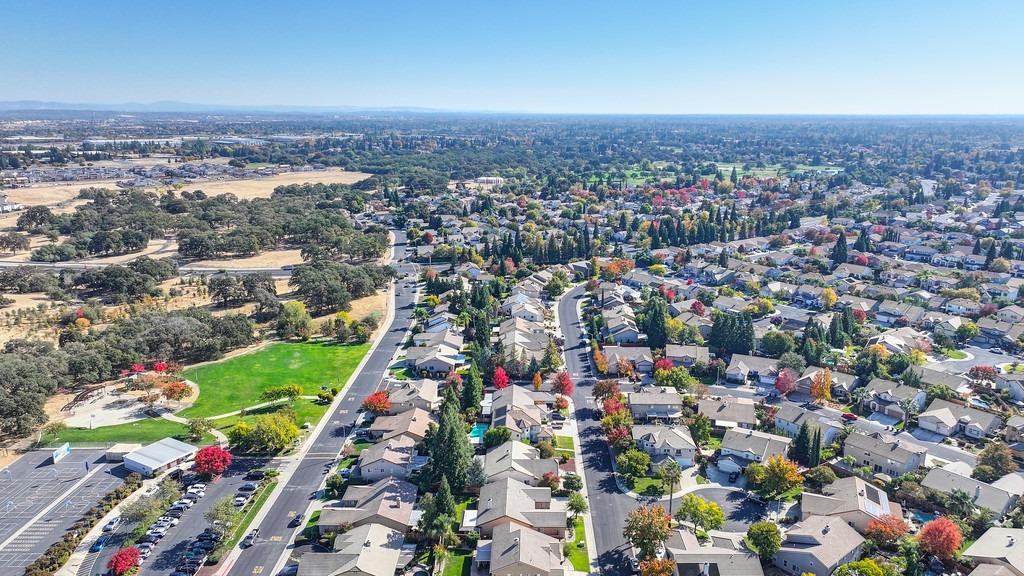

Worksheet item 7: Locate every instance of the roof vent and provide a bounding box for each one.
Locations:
[1010,536,1016,546]
[364,540,372,547]
[823,524,831,534]
[513,537,520,544]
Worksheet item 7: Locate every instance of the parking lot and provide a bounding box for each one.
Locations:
[0,449,125,573]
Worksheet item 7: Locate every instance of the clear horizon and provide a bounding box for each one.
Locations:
[3,0,1023,115]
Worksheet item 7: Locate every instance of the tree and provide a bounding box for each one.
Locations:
[900,539,924,576]
[568,491,589,518]
[540,471,561,490]
[865,514,908,547]
[593,348,609,374]
[428,389,473,491]
[833,560,886,576]
[623,505,671,560]
[594,379,620,401]
[553,370,574,395]
[944,488,975,518]
[689,413,712,446]
[467,457,487,488]
[746,521,781,561]
[483,426,512,449]
[646,296,670,350]
[492,366,509,389]
[690,300,706,316]
[617,449,652,479]
[955,321,980,344]
[777,351,806,373]
[774,368,797,396]
[675,494,724,532]
[804,465,836,487]
[976,442,1015,481]
[821,287,837,310]
[542,337,562,372]
[107,547,141,575]
[918,516,962,560]
[435,477,457,519]
[261,384,302,402]
[228,412,299,453]
[639,558,675,576]
[793,423,811,465]
[809,368,832,403]
[657,460,682,516]
[276,301,312,339]
[761,331,796,358]
[160,380,191,402]
[563,473,583,493]
[193,445,232,476]
[361,391,391,414]
[748,455,803,498]
[205,496,241,534]
[462,363,483,411]
[831,231,848,266]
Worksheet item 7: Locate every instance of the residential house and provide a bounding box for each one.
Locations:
[800,476,902,534]
[1003,416,1024,461]
[946,298,982,316]
[773,515,864,576]
[318,477,418,534]
[874,301,926,328]
[368,407,434,442]
[698,396,757,431]
[923,462,1024,516]
[603,346,655,375]
[918,399,1003,439]
[476,523,565,576]
[627,390,685,423]
[354,434,418,482]
[717,429,792,474]
[998,373,1024,402]
[773,404,844,446]
[962,527,1024,576]
[475,478,567,538]
[631,425,697,467]
[998,305,1024,324]
[724,354,778,385]
[405,344,463,378]
[843,431,927,477]
[384,379,440,414]
[296,523,404,576]
[491,386,552,442]
[664,529,764,576]
[664,344,710,368]
[860,378,926,420]
[603,306,642,344]
[481,441,560,486]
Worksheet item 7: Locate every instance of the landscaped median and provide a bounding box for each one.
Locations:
[208,478,278,564]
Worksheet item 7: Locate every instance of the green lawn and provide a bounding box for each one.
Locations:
[180,341,369,418]
[389,367,414,380]
[213,399,328,435]
[567,517,589,571]
[631,476,665,495]
[442,550,472,576]
[944,349,968,360]
[702,437,722,451]
[43,417,213,447]
[554,435,575,450]
[455,496,477,525]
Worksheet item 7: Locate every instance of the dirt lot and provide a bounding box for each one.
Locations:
[191,249,303,269]
[2,180,122,206]
[171,168,371,200]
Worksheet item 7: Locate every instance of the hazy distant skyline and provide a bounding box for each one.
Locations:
[4,0,1023,115]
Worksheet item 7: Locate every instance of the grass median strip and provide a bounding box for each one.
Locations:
[211,480,277,564]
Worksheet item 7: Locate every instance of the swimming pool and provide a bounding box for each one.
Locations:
[912,511,935,525]
[469,423,489,440]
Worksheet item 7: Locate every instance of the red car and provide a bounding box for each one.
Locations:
[841,412,858,421]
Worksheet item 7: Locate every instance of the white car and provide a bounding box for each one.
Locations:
[157,516,180,526]
[234,496,249,506]
[173,499,194,509]
[146,527,168,538]
[137,543,154,557]
[188,483,207,491]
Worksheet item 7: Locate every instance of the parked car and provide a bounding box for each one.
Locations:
[242,528,260,548]
[290,513,305,528]
[244,470,266,481]
[239,482,260,492]
[841,412,858,421]
[102,517,121,532]
[137,542,154,557]
[90,535,109,553]
[157,515,180,526]
[234,496,249,506]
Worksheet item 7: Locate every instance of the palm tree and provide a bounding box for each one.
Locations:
[850,386,871,407]
[945,489,975,518]
[425,513,457,549]
[658,460,683,517]
[897,397,920,425]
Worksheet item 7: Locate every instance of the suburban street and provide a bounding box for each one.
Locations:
[559,284,638,575]
[226,235,418,576]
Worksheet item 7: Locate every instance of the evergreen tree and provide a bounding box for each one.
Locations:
[462,363,483,412]
[853,232,870,253]
[828,314,845,348]
[429,388,472,491]
[830,231,848,266]
[646,296,670,350]
[973,238,982,255]
[809,429,822,467]
[435,476,457,519]
[793,423,810,465]
[986,241,997,267]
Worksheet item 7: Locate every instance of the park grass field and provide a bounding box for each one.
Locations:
[179,341,369,418]
[44,417,208,446]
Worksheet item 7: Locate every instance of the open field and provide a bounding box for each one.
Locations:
[213,399,329,432]
[192,248,304,269]
[179,341,370,418]
[168,168,371,200]
[42,417,207,446]
[2,179,122,206]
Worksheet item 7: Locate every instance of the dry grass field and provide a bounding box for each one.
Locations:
[191,249,304,269]
[169,168,371,200]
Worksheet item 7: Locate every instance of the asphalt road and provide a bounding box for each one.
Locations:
[0,449,124,574]
[683,487,763,532]
[559,284,639,575]
[227,235,418,576]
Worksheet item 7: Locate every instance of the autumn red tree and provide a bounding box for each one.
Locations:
[774,368,798,396]
[853,309,868,324]
[968,365,998,382]
[107,547,141,575]
[445,372,463,388]
[865,514,908,547]
[918,516,962,560]
[690,301,706,316]
[362,391,391,414]
[653,358,674,373]
[540,471,561,489]
[553,370,574,395]
[594,380,620,401]
[639,558,675,576]
[493,366,510,389]
[554,396,569,410]
[193,445,232,476]
[602,396,625,416]
[607,425,631,449]
[853,254,870,266]
[153,361,168,373]
[130,363,145,373]
[161,380,191,402]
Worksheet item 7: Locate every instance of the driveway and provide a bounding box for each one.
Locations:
[685,487,764,533]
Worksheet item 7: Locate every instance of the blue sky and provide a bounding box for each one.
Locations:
[3,1,1022,114]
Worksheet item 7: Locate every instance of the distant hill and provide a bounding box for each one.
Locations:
[0,100,451,114]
